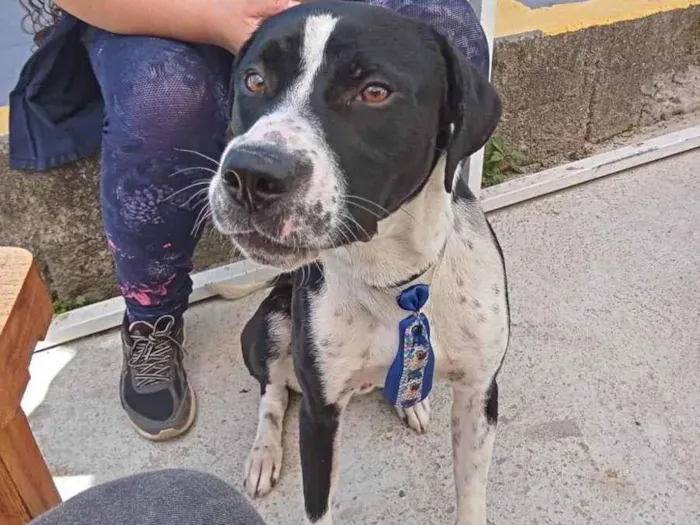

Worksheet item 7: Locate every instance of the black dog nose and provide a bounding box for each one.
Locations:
[220,147,296,212]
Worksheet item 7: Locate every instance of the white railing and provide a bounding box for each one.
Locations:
[467,0,497,197]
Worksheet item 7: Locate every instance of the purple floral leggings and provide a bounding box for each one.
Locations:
[85,0,489,323]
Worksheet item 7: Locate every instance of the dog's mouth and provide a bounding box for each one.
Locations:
[232,231,298,255]
[231,230,320,269]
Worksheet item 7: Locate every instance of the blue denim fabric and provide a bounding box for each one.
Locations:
[9,14,102,170]
[9,0,489,322]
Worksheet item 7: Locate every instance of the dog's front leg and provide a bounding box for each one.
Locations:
[244,384,289,497]
[298,393,350,525]
[451,379,498,525]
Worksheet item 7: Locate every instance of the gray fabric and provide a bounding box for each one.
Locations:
[31,469,267,525]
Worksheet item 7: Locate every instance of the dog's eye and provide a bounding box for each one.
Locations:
[244,72,266,94]
[359,84,391,105]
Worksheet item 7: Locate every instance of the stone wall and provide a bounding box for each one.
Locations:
[492,5,700,163]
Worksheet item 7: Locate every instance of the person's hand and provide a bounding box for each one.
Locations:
[212,0,300,53]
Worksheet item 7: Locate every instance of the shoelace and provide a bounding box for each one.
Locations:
[127,315,184,389]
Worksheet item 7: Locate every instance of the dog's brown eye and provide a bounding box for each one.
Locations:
[359,84,391,104]
[245,72,265,94]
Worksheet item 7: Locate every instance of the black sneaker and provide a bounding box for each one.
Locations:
[120,314,196,441]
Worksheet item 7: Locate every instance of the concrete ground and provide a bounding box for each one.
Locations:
[23,150,700,525]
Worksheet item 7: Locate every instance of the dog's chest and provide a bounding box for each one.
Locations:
[311,266,506,402]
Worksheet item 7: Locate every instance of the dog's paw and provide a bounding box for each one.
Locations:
[243,442,283,498]
[396,397,431,434]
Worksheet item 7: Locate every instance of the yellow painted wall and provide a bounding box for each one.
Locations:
[0,106,8,136]
[497,0,700,37]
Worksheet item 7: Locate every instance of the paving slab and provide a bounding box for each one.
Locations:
[23,150,700,524]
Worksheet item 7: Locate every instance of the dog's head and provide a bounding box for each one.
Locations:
[209,1,501,270]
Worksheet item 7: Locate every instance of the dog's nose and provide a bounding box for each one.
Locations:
[220,147,296,212]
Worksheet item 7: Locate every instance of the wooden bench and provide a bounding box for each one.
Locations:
[0,247,61,525]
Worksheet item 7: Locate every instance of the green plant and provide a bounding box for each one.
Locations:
[53,295,89,314]
[482,136,527,187]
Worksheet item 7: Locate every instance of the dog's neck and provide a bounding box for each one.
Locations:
[323,157,454,289]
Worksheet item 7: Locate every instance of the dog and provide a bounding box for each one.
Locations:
[208,3,509,524]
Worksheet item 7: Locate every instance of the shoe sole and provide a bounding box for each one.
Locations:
[128,383,197,442]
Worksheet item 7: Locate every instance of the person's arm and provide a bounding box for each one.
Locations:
[55,0,298,52]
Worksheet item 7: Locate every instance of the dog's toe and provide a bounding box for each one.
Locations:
[244,443,283,498]
[396,398,431,433]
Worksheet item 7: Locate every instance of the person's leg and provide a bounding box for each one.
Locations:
[83,28,233,440]
[30,470,267,525]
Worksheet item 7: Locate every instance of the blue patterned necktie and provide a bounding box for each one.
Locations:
[384,284,436,408]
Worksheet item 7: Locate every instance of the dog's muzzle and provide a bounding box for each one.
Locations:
[209,143,322,270]
[220,146,297,214]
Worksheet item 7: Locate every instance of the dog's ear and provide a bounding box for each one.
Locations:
[435,31,502,192]
[234,35,256,67]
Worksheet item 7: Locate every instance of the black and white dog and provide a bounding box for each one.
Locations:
[208,3,509,524]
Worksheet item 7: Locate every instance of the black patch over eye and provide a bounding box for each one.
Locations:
[357,83,392,105]
[244,71,266,94]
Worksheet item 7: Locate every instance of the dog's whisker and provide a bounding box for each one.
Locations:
[333,219,352,244]
[184,189,210,207]
[337,218,359,246]
[175,148,222,168]
[228,169,243,189]
[205,223,217,243]
[304,262,311,288]
[185,186,210,200]
[161,181,211,204]
[191,204,212,238]
[333,225,350,246]
[341,213,371,243]
[342,218,362,245]
[343,195,416,222]
[300,263,307,288]
[352,196,415,222]
[330,220,360,268]
[342,200,384,221]
[167,166,217,179]
[191,215,205,238]
[313,260,323,283]
[343,195,389,214]
[336,228,357,263]
[196,211,213,238]
[189,197,211,215]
